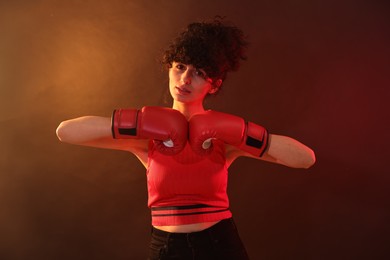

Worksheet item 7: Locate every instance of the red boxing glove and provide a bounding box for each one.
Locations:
[112,106,187,155]
[189,110,269,157]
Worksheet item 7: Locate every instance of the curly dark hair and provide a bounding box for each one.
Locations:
[162,18,248,83]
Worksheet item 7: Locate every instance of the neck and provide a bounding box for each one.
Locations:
[172,100,206,120]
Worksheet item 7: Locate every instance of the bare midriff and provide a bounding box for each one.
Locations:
[153,220,220,233]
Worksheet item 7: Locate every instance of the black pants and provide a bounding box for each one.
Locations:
[148,218,250,260]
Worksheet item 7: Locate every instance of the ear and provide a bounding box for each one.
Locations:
[209,87,218,94]
[215,79,222,87]
[208,79,222,94]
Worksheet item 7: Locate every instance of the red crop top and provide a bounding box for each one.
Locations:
[146,140,232,226]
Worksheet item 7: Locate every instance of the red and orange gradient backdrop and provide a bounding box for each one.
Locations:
[0,0,389,259]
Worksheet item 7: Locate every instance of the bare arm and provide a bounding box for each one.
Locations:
[226,134,316,169]
[260,134,316,168]
[56,116,149,153]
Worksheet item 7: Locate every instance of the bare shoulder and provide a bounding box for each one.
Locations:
[225,144,246,167]
[82,138,150,168]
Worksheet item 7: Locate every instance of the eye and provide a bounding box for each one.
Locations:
[195,69,206,78]
[175,63,185,70]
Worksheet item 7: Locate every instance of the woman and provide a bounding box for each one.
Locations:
[56,19,315,260]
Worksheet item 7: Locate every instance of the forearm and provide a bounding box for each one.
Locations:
[56,107,188,155]
[263,134,316,169]
[56,116,112,144]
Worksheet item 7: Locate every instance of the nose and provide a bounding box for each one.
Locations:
[181,69,192,85]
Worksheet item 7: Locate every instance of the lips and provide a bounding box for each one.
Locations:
[175,86,191,95]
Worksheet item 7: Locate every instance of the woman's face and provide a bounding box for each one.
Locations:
[169,62,216,104]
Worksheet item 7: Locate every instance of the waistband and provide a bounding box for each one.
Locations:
[151,217,235,240]
[150,204,232,226]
